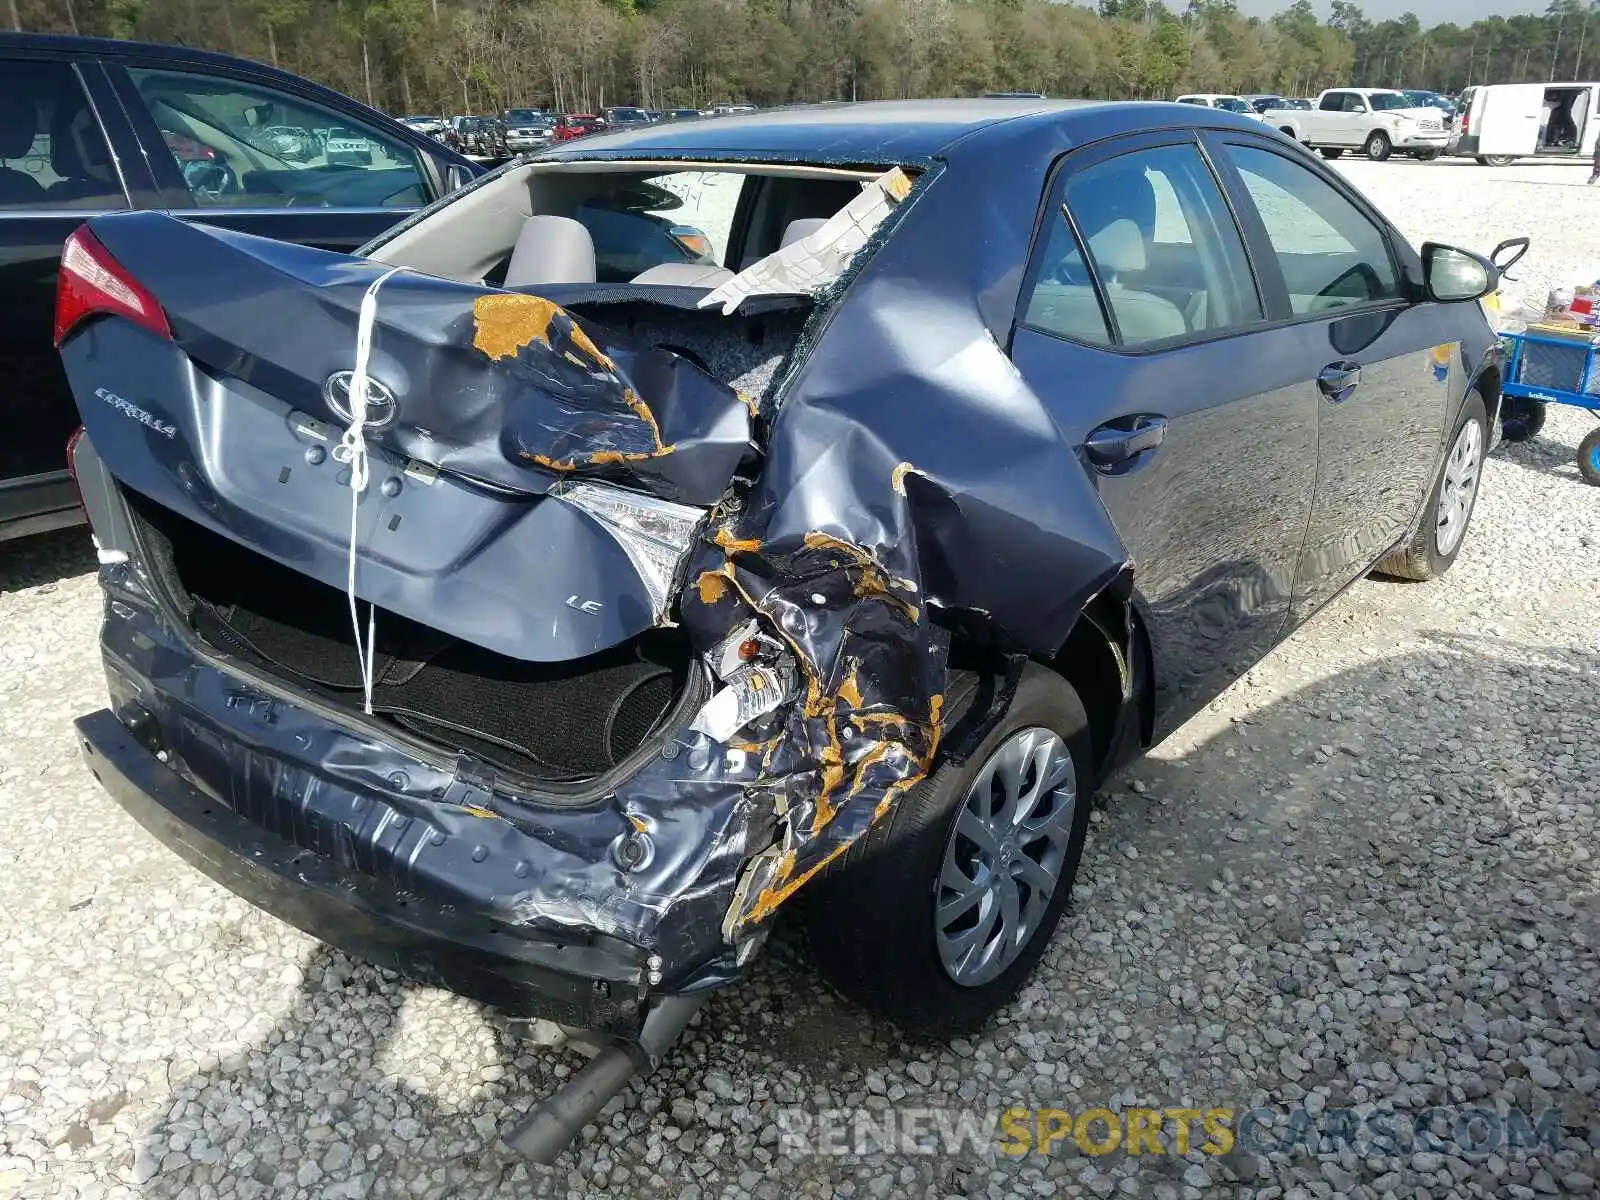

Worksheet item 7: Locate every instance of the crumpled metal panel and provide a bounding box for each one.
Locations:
[85,213,753,508]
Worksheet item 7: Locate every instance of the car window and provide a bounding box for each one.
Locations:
[125,67,428,210]
[1370,93,1409,111]
[1226,144,1402,315]
[562,170,746,282]
[0,59,128,211]
[1319,92,1345,112]
[1023,143,1262,347]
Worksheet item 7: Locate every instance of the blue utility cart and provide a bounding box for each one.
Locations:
[1498,327,1600,485]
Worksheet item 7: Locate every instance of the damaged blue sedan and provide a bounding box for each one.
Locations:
[60,99,1512,1158]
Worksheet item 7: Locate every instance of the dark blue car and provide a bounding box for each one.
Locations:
[59,98,1510,1158]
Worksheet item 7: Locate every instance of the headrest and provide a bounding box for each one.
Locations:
[0,95,38,159]
[1088,219,1146,276]
[52,103,112,182]
[503,215,597,286]
[780,217,829,248]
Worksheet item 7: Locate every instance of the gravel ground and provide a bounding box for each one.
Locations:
[2,157,1598,1200]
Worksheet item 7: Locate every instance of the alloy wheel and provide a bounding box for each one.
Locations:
[1435,417,1483,556]
[934,726,1077,987]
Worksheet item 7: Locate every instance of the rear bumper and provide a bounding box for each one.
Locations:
[77,706,656,1031]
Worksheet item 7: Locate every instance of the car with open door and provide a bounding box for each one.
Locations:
[0,32,479,543]
[59,99,1511,1160]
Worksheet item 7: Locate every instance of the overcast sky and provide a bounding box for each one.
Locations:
[1233,0,1546,26]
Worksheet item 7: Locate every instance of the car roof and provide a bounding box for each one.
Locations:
[538,97,1248,160]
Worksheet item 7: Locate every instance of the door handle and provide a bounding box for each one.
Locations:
[1084,415,1168,469]
[1318,360,1362,402]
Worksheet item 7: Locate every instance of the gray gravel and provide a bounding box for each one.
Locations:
[2,158,1599,1200]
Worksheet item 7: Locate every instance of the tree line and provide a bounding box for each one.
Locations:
[8,0,1596,118]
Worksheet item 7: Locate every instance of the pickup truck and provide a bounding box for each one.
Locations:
[1266,88,1451,162]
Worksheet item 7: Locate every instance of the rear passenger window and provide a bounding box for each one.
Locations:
[1022,143,1262,347]
[0,59,127,210]
[1226,144,1403,314]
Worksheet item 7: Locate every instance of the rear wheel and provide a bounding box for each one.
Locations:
[1364,130,1393,161]
[1319,147,1345,159]
[1377,393,1488,581]
[1579,428,1600,486]
[1483,154,1517,167]
[1500,396,1547,442]
[802,664,1093,1038]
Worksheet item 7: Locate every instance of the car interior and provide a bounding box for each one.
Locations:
[0,82,124,209]
[368,160,891,290]
[1025,145,1404,346]
[1538,86,1591,152]
[130,73,427,208]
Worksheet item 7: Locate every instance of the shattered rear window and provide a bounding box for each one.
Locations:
[570,171,745,282]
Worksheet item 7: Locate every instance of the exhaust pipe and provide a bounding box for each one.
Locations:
[502,992,707,1164]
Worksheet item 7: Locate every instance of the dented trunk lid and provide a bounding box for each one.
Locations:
[61,212,756,662]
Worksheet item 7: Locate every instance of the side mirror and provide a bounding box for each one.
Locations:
[1421,242,1497,303]
[444,163,474,192]
[1490,236,1531,280]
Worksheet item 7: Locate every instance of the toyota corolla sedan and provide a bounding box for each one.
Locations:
[59,99,1511,1159]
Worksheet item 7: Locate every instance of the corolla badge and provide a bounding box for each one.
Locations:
[323,371,399,429]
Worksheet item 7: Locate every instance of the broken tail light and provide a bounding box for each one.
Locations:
[55,225,173,347]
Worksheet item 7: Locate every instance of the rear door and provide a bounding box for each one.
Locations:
[1312,91,1352,145]
[104,60,447,254]
[0,53,137,497]
[1208,133,1452,618]
[1008,133,1317,733]
[1477,84,1542,159]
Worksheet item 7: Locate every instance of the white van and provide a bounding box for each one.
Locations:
[1452,82,1600,165]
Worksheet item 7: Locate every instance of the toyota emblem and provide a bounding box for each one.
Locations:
[323,371,399,429]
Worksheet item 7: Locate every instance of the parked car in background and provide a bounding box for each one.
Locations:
[502,108,552,153]
[664,108,704,121]
[1176,93,1262,119]
[400,114,445,137]
[324,125,376,165]
[1283,97,1314,110]
[1266,88,1450,161]
[1402,89,1457,125]
[1244,93,1287,114]
[62,101,1509,1163]
[601,106,653,128]
[1451,81,1600,166]
[553,113,604,140]
[0,31,479,542]
[446,115,505,159]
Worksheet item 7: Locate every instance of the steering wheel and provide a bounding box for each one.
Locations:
[182,158,238,202]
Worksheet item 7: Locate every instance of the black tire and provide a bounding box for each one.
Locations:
[1319,147,1344,159]
[1484,154,1517,167]
[1579,428,1600,486]
[1364,130,1392,161]
[1377,392,1489,581]
[1500,396,1547,442]
[802,663,1094,1038]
